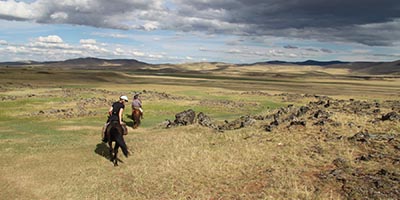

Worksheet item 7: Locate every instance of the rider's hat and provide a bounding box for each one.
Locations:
[120,95,128,102]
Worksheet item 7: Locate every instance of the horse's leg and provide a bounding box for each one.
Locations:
[136,114,141,128]
[133,112,140,128]
[115,133,129,157]
[108,141,113,161]
[113,143,120,166]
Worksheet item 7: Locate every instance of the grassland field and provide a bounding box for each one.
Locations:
[0,66,399,199]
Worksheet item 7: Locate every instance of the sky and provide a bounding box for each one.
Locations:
[0,0,399,64]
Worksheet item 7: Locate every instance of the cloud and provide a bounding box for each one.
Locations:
[0,0,40,20]
[0,0,399,46]
[80,39,97,44]
[50,12,68,22]
[284,45,298,49]
[37,35,63,43]
[29,35,71,49]
[170,0,400,46]
[320,48,333,53]
[0,40,7,45]
[0,0,166,29]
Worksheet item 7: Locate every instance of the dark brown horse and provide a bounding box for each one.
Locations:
[131,109,141,129]
[104,121,129,166]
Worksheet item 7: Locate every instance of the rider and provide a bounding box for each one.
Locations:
[102,95,128,142]
[132,94,144,119]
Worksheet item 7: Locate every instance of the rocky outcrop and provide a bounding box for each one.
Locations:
[381,111,400,121]
[197,112,216,129]
[319,130,400,199]
[165,110,258,131]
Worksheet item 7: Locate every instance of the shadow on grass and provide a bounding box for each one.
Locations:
[125,121,134,127]
[94,142,112,160]
[94,142,124,165]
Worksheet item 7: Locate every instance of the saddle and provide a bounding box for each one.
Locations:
[102,121,128,140]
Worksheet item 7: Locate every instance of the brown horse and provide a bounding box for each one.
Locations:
[131,109,141,128]
[104,121,129,166]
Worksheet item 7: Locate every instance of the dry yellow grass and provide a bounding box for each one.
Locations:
[0,66,399,199]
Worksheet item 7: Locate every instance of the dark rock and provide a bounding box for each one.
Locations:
[241,116,256,127]
[174,109,196,126]
[381,112,400,121]
[333,157,349,169]
[296,106,310,117]
[271,114,280,126]
[218,116,256,131]
[265,125,273,132]
[377,169,388,176]
[197,112,216,128]
[313,110,330,119]
[290,120,306,126]
[357,154,372,161]
[349,131,370,143]
[324,100,330,108]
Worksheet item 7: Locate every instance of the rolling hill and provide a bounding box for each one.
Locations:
[0,57,399,75]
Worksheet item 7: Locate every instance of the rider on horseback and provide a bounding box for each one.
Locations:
[102,95,128,143]
[132,94,144,119]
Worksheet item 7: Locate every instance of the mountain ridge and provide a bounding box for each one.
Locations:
[0,57,399,75]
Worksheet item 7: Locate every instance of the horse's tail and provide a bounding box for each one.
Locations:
[115,132,129,157]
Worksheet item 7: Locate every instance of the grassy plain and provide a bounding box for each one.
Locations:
[0,65,399,199]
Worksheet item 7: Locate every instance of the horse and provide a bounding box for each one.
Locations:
[104,121,129,166]
[131,109,141,129]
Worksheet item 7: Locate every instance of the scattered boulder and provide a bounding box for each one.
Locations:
[165,109,259,131]
[197,112,216,129]
[313,110,331,119]
[381,111,400,121]
[296,106,310,117]
[321,167,400,199]
[289,120,306,127]
[332,157,349,169]
[217,116,256,131]
[348,131,371,143]
[174,109,196,126]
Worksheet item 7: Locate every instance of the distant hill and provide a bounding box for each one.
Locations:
[51,57,150,69]
[326,60,400,75]
[0,57,399,75]
[255,60,349,66]
[0,60,40,66]
[252,59,400,75]
[0,57,149,70]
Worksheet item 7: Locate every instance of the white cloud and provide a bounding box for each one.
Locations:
[50,12,68,21]
[28,35,71,49]
[0,0,40,20]
[80,39,97,44]
[113,47,124,55]
[92,32,131,39]
[81,44,108,53]
[6,46,28,53]
[132,51,145,57]
[0,0,167,30]
[0,40,7,45]
[141,21,160,31]
[148,54,164,59]
[1,0,398,47]
[37,35,63,43]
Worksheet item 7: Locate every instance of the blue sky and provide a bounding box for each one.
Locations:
[0,0,399,64]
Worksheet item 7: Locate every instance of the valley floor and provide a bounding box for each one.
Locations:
[0,67,399,199]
